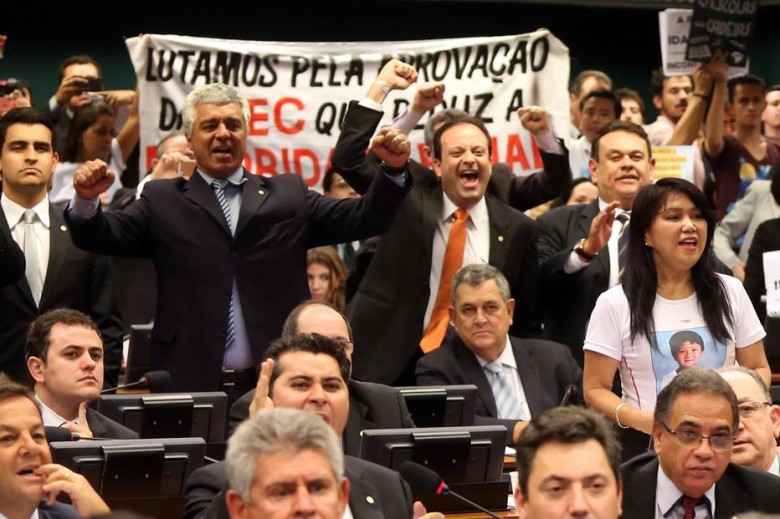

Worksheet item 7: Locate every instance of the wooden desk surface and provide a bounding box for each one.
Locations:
[503,455,516,471]
[445,509,517,518]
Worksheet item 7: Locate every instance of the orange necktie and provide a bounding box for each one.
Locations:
[420,209,469,353]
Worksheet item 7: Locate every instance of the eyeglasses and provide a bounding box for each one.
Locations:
[659,421,734,451]
[737,401,771,418]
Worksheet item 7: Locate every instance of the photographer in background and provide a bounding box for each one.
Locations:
[0,78,32,118]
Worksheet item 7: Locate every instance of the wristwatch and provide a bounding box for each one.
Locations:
[573,238,597,262]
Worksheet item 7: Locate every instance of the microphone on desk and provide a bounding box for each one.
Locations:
[100,370,171,394]
[399,461,503,519]
[559,384,580,407]
[44,426,113,443]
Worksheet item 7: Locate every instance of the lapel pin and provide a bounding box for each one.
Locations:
[60,225,68,232]
[258,189,265,195]
[366,496,375,505]
[498,235,504,242]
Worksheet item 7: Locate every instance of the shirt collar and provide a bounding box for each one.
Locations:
[656,461,715,517]
[197,168,246,187]
[474,334,515,370]
[769,452,780,476]
[34,393,77,426]
[597,197,630,218]
[441,193,488,231]
[1,194,50,230]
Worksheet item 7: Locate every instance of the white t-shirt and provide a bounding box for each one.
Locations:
[583,274,765,411]
[48,138,126,204]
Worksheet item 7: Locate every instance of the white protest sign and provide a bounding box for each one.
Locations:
[125,32,571,190]
[658,9,749,77]
[764,250,780,317]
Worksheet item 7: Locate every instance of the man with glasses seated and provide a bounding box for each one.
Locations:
[621,367,780,518]
[719,366,780,476]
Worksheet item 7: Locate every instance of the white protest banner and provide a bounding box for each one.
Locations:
[658,8,749,77]
[125,32,570,190]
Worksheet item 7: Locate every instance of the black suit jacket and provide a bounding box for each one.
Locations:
[64,170,408,393]
[333,102,541,385]
[0,217,24,286]
[536,201,606,366]
[621,452,780,519]
[0,203,124,387]
[744,217,780,323]
[228,378,414,457]
[415,334,581,445]
[183,455,413,519]
[85,407,139,439]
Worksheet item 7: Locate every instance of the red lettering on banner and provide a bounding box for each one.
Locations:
[248,97,305,137]
[252,148,322,185]
[530,135,542,169]
[145,145,158,171]
[275,97,305,135]
[505,134,530,170]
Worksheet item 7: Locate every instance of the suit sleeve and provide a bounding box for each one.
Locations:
[331,101,384,195]
[0,223,24,287]
[88,254,125,389]
[496,145,572,211]
[183,465,227,519]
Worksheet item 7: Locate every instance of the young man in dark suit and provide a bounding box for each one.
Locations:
[333,61,546,386]
[25,308,137,440]
[621,367,780,518]
[0,108,123,388]
[415,264,581,446]
[184,334,438,519]
[64,81,411,401]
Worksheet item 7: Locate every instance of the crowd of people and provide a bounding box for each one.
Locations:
[0,49,780,519]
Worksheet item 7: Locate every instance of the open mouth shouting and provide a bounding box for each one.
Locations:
[679,236,699,251]
[458,169,482,189]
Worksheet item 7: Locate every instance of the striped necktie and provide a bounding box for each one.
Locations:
[211,179,235,350]
[616,211,630,280]
[484,360,525,420]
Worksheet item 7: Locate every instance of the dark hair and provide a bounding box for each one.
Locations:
[0,373,39,412]
[655,367,739,430]
[281,300,353,343]
[25,308,101,363]
[570,70,613,96]
[614,88,645,115]
[578,90,621,120]
[515,406,621,496]
[61,102,115,162]
[0,107,56,151]
[728,75,766,103]
[58,55,102,82]
[590,120,652,162]
[669,330,705,356]
[322,167,337,193]
[432,115,492,161]
[265,333,350,396]
[424,108,468,149]
[550,178,596,209]
[649,68,692,98]
[766,84,780,96]
[622,178,731,346]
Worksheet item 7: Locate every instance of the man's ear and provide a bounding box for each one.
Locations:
[225,489,247,519]
[27,356,45,383]
[514,485,529,519]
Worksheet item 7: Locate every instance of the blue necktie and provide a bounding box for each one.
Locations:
[484,361,526,420]
[211,179,235,350]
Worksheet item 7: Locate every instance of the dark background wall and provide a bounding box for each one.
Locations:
[2,1,778,121]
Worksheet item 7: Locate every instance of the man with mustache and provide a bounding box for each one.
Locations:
[536,120,654,368]
[621,367,780,518]
[25,308,137,440]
